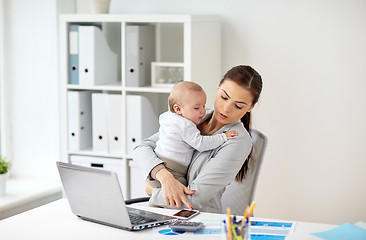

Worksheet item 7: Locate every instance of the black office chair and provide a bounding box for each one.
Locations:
[125,197,150,205]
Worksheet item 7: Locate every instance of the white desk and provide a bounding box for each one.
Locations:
[0,199,336,240]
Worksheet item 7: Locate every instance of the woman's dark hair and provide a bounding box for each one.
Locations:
[219,65,263,182]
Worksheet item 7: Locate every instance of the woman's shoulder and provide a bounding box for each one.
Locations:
[226,121,251,138]
[222,122,252,151]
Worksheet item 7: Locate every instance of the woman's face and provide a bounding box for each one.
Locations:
[214,79,255,125]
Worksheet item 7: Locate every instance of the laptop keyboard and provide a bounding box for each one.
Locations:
[129,213,156,224]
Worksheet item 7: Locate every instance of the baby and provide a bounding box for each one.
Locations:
[151,81,237,187]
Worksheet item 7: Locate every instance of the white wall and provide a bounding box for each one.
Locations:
[3,0,366,224]
[110,0,366,224]
[3,0,60,179]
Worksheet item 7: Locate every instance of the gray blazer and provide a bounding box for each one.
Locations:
[132,110,253,213]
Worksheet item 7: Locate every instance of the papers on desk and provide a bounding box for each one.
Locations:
[152,218,296,239]
[153,218,223,238]
[311,222,366,240]
[250,219,296,240]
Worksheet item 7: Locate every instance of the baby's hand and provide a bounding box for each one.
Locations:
[225,130,238,140]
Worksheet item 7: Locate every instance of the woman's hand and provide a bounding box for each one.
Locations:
[145,180,153,197]
[155,168,195,209]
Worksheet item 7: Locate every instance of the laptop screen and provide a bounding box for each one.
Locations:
[56,161,175,230]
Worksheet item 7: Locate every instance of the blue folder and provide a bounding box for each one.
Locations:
[68,24,79,84]
[68,24,102,85]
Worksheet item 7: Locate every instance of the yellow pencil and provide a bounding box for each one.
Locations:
[227,207,232,240]
[240,207,249,230]
[249,201,256,217]
[244,207,249,219]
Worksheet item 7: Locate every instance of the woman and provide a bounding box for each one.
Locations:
[132,65,263,213]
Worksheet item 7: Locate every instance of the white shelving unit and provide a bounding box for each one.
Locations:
[59,14,221,199]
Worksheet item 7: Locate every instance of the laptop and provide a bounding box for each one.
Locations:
[56,161,176,231]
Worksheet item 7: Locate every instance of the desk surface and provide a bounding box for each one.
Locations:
[0,198,336,240]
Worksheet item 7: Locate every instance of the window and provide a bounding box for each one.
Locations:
[0,0,4,155]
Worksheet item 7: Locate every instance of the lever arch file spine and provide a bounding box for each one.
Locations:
[92,93,109,153]
[79,26,96,86]
[126,95,159,154]
[79,25,118,86]
[68,24,102,85]
[107,94,123,155]
[67,91,92,151]
[68,24,79,84]
[126,25,155,87]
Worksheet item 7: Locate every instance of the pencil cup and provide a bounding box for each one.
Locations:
[222,219,251,240]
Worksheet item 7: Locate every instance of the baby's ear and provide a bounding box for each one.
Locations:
[173,104,181,114]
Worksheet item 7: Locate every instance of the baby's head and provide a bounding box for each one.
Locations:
[169,81,207,125]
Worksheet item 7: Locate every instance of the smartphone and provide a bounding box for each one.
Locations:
[173,209,200,220]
